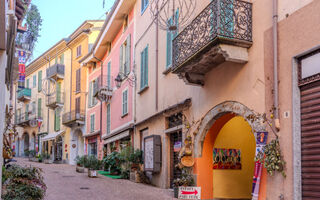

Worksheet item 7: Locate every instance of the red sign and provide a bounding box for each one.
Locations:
[65,144,68,152]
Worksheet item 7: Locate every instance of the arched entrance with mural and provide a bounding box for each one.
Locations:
[23,132,29,156]
[194,101,266,200]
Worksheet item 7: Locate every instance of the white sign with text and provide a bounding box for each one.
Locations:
[179,187,201,199]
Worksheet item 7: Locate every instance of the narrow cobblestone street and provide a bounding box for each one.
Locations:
[15,158,175,200]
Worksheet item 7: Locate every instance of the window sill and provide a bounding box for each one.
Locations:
[163,67,172,75]
[138,86,149,95]
[121,113,128,118]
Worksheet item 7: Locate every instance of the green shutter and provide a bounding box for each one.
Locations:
[56,82,61,103]
[107,104,110,134]
[38,98,42,118]
[107,62,111,88]
[25,104,29,120]
[33,75,37,88]
[119,44,123,75]
[54,109,60,131]
[60,53,64,64]
[55,57,58,64]
[57,109,60,131]
[145,46,148,86]
[90,115,95,132]
[38,71,42,92]
[26,79,29,89]
[88,82,92,107]
[140,50,145,89]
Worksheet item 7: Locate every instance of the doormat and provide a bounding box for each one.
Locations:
[213,148,241,169]
[98,171,122,179]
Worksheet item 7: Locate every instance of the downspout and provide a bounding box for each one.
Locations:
[93,54,103,143]
[273,0,280,130]
[155,3,159,111]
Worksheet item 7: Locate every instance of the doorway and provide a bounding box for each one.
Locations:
[55,136,63,161]
[23,133,29,155]
[170,131,182,188]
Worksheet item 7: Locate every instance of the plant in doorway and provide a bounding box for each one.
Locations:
[103,151,123,175]
[87,155,102,178]
[172,168,195,198]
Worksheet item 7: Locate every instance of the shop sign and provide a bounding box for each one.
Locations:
[178,187,201,199]
[213,148,241,169]
[72,144,76,149]
[174,141,182,152]
[65,144,68,152]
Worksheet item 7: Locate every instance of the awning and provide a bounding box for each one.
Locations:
[103,130,130,145]
[83,130,100,138]
[41,130,64,142]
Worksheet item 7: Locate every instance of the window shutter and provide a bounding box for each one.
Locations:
[125,34,131,75]
[107,62,111,88]
[166,18,173,68]
[38,98,42,118]
[174,9,179,37]
[90,115,95,132]
[76,69,81,92]
[55,57,58,64]
[56,82,61,102]
[54,109,57,131]
[76,97,80,114]
[56,109,60,131]
[26,79,29,89]
[26,104,29,120]
[140,50,145,89]
[89,82,92,107]
[33,75,37,88]
[107,104,110,134]
[60,53,64,64]
[145,46,149,86]
[120,44,123,75]
[38,71,42,92]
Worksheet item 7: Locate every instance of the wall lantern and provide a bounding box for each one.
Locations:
[114,71,136,89]
[115,74,122,89]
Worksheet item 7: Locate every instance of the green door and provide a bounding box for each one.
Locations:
[56,82,61,103]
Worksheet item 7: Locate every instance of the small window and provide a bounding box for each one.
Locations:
[140,45,149,89]
[119,35,131,77]
[76,45,82,58]
[90,114,95,133]
[141,0,149,14]
[122,89,128,116]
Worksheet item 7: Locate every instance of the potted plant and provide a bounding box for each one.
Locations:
[103,151,123,175]
[75,156,86,173]
[24,150,30,158]
[37,154,43,163]
[87,155,102,178]
[43,153,52,164]
[128,149,143,182]
[172,168,195,198]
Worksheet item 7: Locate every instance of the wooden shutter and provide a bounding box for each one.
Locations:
[38,98,42,118]
[88,81,92,107]
[38,71,42,92]
[145,46,149,86]
[107,104,111,134]
[75,97,80,114]
[125,34,131,75]
[166,18,173,68]
[76,69,80,92]
[54,109,60,131]
[107,62,111,88]
[120,44,123,75]
[300,81,320,199]
[140,50,145,89]
[56,82,61,103]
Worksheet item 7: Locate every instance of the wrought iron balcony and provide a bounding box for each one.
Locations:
[172,0,252,85]
[93,75,114,102]
[62,110,85,127]
[46,92,64,109]
[46,64,65,80]
[15,112,37,127]
[17,88,31,102]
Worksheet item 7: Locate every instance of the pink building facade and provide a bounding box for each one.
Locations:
[81,0,136,157]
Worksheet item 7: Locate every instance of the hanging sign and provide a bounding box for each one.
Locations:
[179,187,201,199]
[174,141,182,152]
[252,132,268,200]
[213,148,241,169]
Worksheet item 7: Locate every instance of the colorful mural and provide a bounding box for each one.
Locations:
[213,148,241,169]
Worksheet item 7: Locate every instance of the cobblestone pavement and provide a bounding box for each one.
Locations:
[15,158,175,200]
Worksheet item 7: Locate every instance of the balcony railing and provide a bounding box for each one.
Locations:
[62,110,85,127]
[17,88,31,102]
[46,64,65,80]
[172,0,252,85]
[15,112,37,127]
[93,75,113,102]
[46,92,64,108]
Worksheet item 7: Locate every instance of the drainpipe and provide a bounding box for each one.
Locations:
[93,54,103,144]
[273,0,280,130]
[155,3,159,111]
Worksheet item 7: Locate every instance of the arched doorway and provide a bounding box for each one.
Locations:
[194,101,266,200]
[31,132,36,151]
[55,136,63,161]
[23,133,29,156]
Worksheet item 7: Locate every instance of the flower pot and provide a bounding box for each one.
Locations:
[88,169,97,178]
[76,166,85,173]
[173,187,179,198]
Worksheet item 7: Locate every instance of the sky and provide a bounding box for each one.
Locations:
[30,0,115,61]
